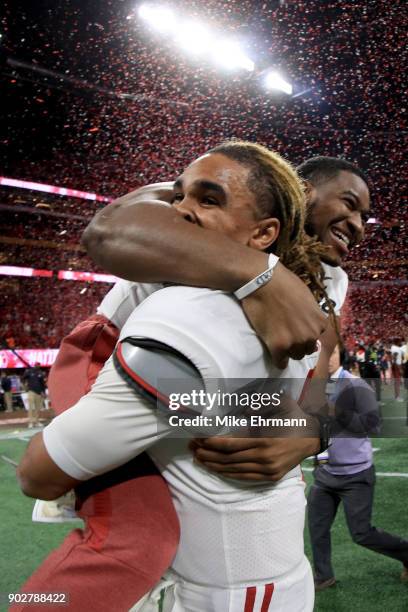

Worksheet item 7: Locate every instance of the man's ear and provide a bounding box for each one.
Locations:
[248,218,280,251]
[303,179,317,208]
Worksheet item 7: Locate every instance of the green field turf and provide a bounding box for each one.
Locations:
[0,401,407,611]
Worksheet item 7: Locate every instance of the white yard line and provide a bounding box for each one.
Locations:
[1,455,18,467]
[0,428,42,441]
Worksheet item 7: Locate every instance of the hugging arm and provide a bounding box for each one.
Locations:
[17,356,172,500]
[191,436,320,482]
[82,186,327,368]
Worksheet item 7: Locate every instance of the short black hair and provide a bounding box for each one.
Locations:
[297,156,368,187]
[339,346,348,367]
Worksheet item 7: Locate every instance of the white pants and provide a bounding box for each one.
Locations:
[132,556,314,612]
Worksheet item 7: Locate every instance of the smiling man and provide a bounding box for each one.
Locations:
[299,157,370,268]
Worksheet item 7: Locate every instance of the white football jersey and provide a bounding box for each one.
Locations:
[44,267,348,589]
[321,262,348,316]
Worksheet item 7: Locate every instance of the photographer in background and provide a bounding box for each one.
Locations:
[308,344,408,591]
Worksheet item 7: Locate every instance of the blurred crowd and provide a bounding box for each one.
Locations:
[0,0,406,350]
[342,339,407,403]
[342,284,408,346]
[1,277,109,348]
[0,275,406,351]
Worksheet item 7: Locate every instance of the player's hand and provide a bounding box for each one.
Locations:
[241,262,327,369]
[190,437,320,482]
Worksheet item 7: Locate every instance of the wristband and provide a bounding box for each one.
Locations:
[234,254,280,301]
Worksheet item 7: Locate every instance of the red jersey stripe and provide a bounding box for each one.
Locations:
[261,583,275,612]
[244,586,257,612]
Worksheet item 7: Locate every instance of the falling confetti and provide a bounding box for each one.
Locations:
[0,0,406,348]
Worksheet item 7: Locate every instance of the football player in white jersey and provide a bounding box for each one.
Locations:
[17,142,370,611]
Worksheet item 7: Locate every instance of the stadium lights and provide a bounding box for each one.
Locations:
[175,21,214,56]
[264,71,293,95]
[138,4,176,33]
[137,5,254,72]
[212,40,255,72]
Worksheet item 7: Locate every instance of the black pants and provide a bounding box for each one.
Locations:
[363,365,382,401]
[307,465,408,580]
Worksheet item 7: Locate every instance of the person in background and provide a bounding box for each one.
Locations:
[308,344,408,591]
[355,343,366,378]
[377,343,389,384]
[23,363,46,428]
[390,339,405,402]
[403,337,408,391]
[340,347,355,373]
[1,371,13,412]
[364,342,382,402]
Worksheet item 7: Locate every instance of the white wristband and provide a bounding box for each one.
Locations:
[234,254,280,300]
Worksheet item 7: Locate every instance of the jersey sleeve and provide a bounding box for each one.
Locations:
[321,264,349,316]
[43,356,172,481]
[97,279,162,329]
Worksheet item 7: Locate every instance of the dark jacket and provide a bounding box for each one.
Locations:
[1,376,12,392]
[23,368,46,394]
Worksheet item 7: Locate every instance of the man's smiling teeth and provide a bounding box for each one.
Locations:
[332,228,350,246]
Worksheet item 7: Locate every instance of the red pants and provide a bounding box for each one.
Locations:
[12,315,179,612]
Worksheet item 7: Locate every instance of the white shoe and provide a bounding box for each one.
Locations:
[32,492,81,523]
[28,423,34,429]
[396,397,405,402]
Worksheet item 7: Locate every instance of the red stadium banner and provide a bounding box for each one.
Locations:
[0,265,53,278]
[0,348,59,368]
[0,176,112,203]
[0,265,118,283]
[57,270,118,283]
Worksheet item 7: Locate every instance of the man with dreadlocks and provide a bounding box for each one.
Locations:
[18,142,358,612]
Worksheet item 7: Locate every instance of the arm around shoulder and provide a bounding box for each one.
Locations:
[82,192,269,289]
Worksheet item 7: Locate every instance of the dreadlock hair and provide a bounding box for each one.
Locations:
[297,156,368,188]
[208,140,331,307]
